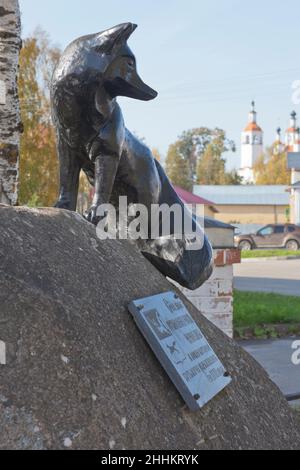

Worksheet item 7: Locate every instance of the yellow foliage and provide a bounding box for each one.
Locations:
[152,147,161,162]
[165,142,192,191]
[18,31,61,207]
[253,147,290,185]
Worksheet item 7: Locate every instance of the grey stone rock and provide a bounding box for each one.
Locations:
[0,205,299,450]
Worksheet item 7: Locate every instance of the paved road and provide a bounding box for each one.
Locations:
[241,338,300,400]
[234,259,300,296]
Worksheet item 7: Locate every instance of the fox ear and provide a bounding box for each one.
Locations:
[95,23,137,53]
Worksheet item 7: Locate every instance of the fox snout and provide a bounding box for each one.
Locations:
[104,60,158,102]
[121,70,158,101]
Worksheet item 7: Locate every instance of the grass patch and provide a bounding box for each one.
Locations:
[234,290,300,328]
[242,250,300,259]
[242,249,300,259]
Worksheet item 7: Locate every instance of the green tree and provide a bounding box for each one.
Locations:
[179,128,235,182]
[165,142,191,191]
[223,170,243,185]
[166,127,235,188]
[196,138,226,185]
[253,147,290,185]
[197,137,242,185]
[18,30,61,206]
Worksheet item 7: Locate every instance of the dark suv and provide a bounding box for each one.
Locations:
[234,224,300,251]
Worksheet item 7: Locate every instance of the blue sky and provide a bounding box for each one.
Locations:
[19,0,300,169]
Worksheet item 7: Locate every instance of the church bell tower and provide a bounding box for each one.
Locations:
[239,101,263,184]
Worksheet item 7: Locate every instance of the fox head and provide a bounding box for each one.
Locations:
[100,23,158,101]
[53,23,157,102]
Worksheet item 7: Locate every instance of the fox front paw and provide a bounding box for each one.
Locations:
[54,195,72,210]
[84,205,101,226]
[54,201,71,210]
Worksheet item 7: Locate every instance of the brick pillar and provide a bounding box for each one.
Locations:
[0,0,22,205]
[173,249,241,338]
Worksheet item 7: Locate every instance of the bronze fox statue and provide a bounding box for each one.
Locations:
[51,23,213,289]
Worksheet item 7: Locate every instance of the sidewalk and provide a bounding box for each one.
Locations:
[234,259,300,296]
[240,338,300,402]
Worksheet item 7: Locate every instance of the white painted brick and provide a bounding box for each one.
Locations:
[203,313,233,337]
[192,296,233,314]
[217,279,233,296]
[170,280,217,298]
[192,281,219,298]
[223,329,233,338]
[204,312,232,324]
[211,265,233,280]
[170,260,234,338]
[175,277,232,299]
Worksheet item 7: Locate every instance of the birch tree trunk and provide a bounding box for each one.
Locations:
[0,0,21,205]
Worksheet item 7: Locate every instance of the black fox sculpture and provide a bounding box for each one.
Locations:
[51,23,213,290]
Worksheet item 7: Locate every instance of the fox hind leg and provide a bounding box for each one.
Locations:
[55,136,81,212]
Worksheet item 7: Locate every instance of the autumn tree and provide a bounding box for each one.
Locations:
[165,142,191,191]
[253,147,290,185]
[18,30,61,206]
[197,137,242,185]
[151,147,162,162]
[196,140,225,185]
[223,169,243,185]
[77,171,93,214]
[166,127,236,188]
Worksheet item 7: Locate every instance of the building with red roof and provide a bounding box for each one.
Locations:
[173,185,218,218]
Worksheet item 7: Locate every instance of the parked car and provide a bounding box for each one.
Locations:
[234,224,300,251]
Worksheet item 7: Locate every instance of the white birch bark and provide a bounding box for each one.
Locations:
[0,0,21,205]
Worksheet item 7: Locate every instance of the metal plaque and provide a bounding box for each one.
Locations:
[128,291,232,411]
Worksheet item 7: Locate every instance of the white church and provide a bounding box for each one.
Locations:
[238,102,300,184]
[194,103,300,227]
